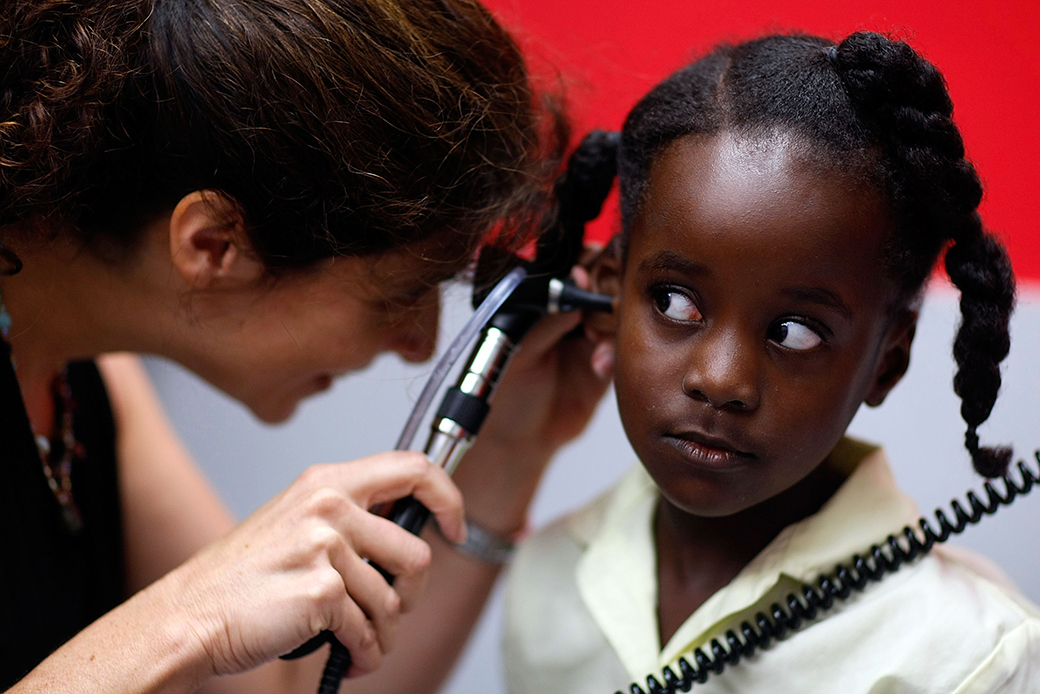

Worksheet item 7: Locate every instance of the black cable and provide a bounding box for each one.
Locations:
[619,453,1040,694]
[319,640,353,694]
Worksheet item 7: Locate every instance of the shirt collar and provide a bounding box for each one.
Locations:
[573,437,920,678]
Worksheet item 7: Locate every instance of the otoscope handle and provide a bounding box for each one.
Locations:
[387,495,433,537]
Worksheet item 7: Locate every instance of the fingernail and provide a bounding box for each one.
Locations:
[437,516,466,544]
[591,342,615,380]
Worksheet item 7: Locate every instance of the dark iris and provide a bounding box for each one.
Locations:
[770,323,789,342]
[653,290,674,314]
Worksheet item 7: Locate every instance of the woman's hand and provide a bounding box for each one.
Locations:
[150,451,465,680]
[477,266,613,459]
[451,261,615,536]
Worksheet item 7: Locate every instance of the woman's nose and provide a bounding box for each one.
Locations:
[384,290,440,363]
[681,327,760,411]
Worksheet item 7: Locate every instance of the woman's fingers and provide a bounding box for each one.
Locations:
[319,451,467,545]
[590,337,616,380]
[339,509,432,611]
[310,505,433,676]
[287,452,457,670]
[324,539,400,671]
[297,450,458,609]
[323,567,382,676]
[507,310,583,368]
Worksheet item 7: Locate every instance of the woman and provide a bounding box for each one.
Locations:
[0,1,611,692]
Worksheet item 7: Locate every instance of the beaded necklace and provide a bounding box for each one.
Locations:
[0,290,84,535]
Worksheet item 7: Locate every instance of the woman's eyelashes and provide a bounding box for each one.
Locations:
[651,286,703,322]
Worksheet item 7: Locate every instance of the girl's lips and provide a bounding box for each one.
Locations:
[665,431,755,470]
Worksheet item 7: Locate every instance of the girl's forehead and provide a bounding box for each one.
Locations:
[643,131,875,220]
[627,131,895,296]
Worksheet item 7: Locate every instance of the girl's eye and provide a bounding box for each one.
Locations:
[771,320,823,351]
[653,288,702,322]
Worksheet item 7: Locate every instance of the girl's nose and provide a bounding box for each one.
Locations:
[384,290,440,363]
[681,327,760,411]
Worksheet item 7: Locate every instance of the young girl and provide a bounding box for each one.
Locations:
[504,32,1039,692]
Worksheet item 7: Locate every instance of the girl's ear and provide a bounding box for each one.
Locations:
[585,235,623,340]
[864,309,918,407]
[169,191,264,289]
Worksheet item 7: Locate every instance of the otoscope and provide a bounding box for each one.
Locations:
[281,133,618,693]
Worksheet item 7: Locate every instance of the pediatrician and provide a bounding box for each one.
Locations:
[0,1,612,692]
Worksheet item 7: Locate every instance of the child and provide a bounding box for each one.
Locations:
[504,33,1039,693]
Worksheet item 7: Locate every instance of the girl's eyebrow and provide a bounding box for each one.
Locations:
[781,286,853,320]
[640,250,710,277]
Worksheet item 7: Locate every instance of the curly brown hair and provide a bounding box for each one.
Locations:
[0,0,562,275]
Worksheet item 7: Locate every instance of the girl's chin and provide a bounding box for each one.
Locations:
[648,467,764,518]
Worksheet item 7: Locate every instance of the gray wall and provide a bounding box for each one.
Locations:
[145,283,1040,693]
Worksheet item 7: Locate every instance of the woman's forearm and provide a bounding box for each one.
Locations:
[6,572,211,694]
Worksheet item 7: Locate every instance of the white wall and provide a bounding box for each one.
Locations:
[145,282,1040,693]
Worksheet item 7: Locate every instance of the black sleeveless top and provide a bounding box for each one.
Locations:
[0,340,126,687]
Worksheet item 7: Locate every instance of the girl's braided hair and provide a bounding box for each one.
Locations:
[557,32,1015,477]
[0,0,562,276]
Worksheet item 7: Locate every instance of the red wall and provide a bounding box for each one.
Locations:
[483,0,1040,280]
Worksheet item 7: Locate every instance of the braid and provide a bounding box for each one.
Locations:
[831,34,966,286]
[944,231,1015,476]
[830,32,1016,477]
[556,130,619,230]
[539,130,619,269]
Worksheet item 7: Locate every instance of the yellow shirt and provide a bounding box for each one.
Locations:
[504,439,1040,693]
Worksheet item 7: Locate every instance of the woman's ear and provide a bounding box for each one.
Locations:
[168,191,263,289]
[864,308,918,407]
[584,235,623,341]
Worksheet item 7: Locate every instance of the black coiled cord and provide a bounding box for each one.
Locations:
[619,454,1040,694]
[318,640,352,694]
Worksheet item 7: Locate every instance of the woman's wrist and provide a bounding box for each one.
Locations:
[146,562,224,683]
[11,575,213,694]
[114,568,220,690]
[436,517,527,565]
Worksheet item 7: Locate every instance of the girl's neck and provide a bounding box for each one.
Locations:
[654,460,846,647]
